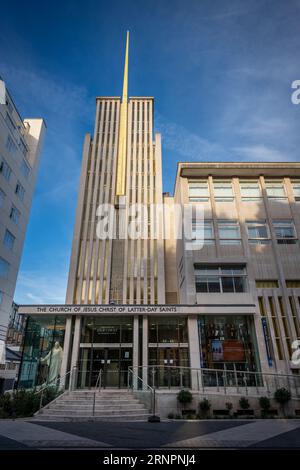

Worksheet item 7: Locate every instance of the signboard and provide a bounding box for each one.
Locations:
[261,317,273,367]
[223,340,245,362]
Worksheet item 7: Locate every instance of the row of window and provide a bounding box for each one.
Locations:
[0,190,21,225]
[195,265,246,293]
[188,179,300,202]
[5,112,28,157]
[192,219,297,245]
[0,158,26,201]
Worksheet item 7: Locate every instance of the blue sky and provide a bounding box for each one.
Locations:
[1,0,300,304]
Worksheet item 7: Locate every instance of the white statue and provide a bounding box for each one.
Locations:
[40,341,63,384]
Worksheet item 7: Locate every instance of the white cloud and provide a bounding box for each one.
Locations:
[15,270,67,304]
[232,145,288,162]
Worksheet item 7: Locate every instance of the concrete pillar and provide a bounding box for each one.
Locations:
[60,316,72,387]
[70,316,82,388]
[187,315,202,390]
[142,315,148,386]
[132,315,139,389]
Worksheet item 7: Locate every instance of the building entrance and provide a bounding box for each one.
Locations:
[78,347,132,388]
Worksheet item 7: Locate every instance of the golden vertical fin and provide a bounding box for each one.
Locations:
[116,31,129,196]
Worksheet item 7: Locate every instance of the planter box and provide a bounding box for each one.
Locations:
[235,409,254,417]
[213,409,230,417]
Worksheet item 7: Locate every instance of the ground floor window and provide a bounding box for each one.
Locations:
[18,315,66,389]
[148,347,190,388]
[198,315,260,373]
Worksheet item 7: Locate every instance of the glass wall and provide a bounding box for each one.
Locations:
[198,315,260,375]
[18,315,66,389]
[81,316,133,343]
[148,316,188,343]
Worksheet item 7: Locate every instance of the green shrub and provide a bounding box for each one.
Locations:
[259,396,271,411]
[167,412,174,419]
[198,398,211,418]
[274,388,291,406]
[225,402,233,412]
[0,387,60,419]
[177,389,193,404]
[239,397,250,410]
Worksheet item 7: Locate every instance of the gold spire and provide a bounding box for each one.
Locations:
[116,31,129,196]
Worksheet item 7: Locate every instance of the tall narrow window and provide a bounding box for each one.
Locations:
[0,188,5,207]
[292,180,300,201]
[15,182,25,201]
[4,229,15,251]
[0,159,12,181]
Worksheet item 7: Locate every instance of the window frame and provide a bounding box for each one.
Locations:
[4,229,16,251]
[246,220,270,245]
[213,180,234,202]
[265,180,287,200]
[188,180,209,202]
[218,220,241,245]
[273,220,297,244]
[195,264,247,294]
[239,180,262,201]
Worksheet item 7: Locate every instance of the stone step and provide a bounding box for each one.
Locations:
[51,403,146,410]
[33,414,149,422]
[39,408,147,416]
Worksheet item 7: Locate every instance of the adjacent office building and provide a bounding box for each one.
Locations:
[0,79,45,389]
[16,35,300,404]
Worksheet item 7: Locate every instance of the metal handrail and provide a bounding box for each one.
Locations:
[35,368,74,410]
[128,367,157,416]
[135,365,300,398]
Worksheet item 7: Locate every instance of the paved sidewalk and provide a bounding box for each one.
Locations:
[0,420,110,448]
[164,419,300,447]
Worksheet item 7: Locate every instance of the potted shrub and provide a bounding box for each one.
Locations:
[274,388,291,417]
[177,389,193,417]
[199,398,211,419]
[225,402,233,418]
[238,397,254,417]
[259,396,271,418]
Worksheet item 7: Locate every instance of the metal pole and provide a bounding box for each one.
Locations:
[92,391,96,416]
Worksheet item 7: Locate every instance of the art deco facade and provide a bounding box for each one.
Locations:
[16,36,300,410]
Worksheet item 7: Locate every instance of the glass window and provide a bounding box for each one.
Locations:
[188,180,209,202]
[149,317,188,343]
[19,138,28,157]
[21,159,30,179]
[4,229,15,251]
[5,113,16,133]
[18,315,66,389]
[198,315,260,374]
[195,264,246,293]
[0,188,5,207]
[246,220,270,244]
[81,317,133,344]
[0,159,12,181]
[10,206,20,225]
[0,291,3,304]
[15,181,25,201]
[292,180,300,201]
[213,180,234,201]
[218,220,241,244]
[0,257,9,278]
[192,219,214,245]
[273,220,297,244]
[265,181,286,200]
[240,180,261,200]
[6,135,17,155]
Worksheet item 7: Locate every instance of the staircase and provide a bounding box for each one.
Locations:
[33,390,150,422]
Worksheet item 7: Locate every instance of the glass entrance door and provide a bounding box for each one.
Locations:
[78,347,132,388]
[148,347,190,388]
